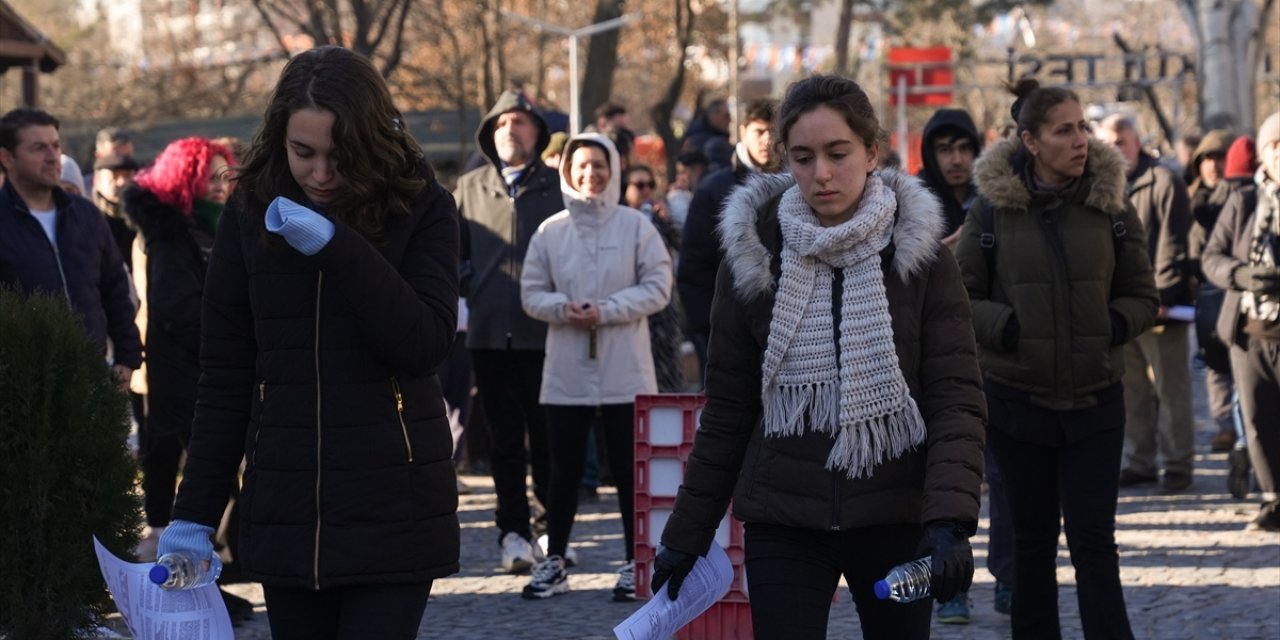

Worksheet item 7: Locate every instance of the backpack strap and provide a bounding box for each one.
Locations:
[977,198,996,276]
[1109,214,1126,260]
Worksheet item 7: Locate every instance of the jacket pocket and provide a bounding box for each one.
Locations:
[390,377,414,463]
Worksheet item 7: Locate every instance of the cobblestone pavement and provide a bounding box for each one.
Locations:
[113,377,1280,639]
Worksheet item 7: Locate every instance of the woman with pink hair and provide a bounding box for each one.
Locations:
[121,137,251,620]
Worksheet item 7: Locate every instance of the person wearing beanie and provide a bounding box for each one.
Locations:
[1202,111,1280,532]
[59,154,84,197]
[1186,129,1243,451]
[1225,137,1258,187]
[541,131,568,168]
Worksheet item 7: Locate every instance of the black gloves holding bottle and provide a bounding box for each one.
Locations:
[915,521,975,602]
[649,545,699,600]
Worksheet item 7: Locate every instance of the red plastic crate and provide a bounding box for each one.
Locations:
[676,600,753,640]
[635,394,754,638]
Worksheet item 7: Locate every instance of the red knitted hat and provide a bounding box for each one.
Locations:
[1223,136,1257,180]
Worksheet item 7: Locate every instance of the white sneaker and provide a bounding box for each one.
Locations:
[536,534,578,568]
[134,525,164,562]
[500,531,538,574]
[521,556,569,599]
[612,562,635,601]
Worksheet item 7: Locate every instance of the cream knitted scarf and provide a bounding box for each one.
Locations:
[762,175,927,478]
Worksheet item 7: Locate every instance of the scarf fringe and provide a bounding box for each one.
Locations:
[826,396,927,479]
[764,383,926,478]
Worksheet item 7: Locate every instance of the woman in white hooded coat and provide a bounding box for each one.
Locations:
[520,133,673,601]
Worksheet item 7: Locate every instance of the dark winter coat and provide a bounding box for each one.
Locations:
[455,90,563,351]
[955,138,1158,412]
[918,109,984,236]
[122,186,212,437]
[1126,153,1194,310]
[171,170,461,589]
[1204,182,1275,347]
[0,181,142,368]
[661,171,987,556]
[677,156,757,337]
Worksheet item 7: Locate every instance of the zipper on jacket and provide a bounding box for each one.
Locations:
[313,272,324,590]
[508,193,518,346]
[830,268,845,531]
[253,381,265,466]
[391,377,413,462]
[1039,209,1075,397]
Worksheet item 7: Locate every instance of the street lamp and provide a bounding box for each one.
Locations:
[503,11,642,134]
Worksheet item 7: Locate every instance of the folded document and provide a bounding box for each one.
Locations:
[614,542,735,640]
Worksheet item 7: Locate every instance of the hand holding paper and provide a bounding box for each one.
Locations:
[614,541,734,640]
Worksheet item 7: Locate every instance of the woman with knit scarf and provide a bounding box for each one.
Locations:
[653,75,986,638]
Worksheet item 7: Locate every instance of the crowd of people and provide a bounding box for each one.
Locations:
[1,44,1278,639]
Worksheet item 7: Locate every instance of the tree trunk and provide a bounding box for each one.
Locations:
[1181,0,1259,131]
[651,0,695,179]
[578,0,626,130]
[834,0,856,75]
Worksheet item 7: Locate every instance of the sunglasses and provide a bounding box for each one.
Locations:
[629,180,656,189]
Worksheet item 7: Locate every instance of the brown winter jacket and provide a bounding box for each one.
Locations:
[955,138,1159,412]
[660,171,987,556]
[1127,153,1194,309]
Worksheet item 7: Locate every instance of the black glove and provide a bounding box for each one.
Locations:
[1000,314,1021,351]
[650,545,699,600]
[1109,309,1128,346]
[915,522,974,603]
[1230,265,1280,294]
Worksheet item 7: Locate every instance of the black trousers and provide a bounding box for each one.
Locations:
[987,395,1135,640]
[263,581,432,640]
[1230,337,1280,500]
[543,404,635,560]
[140,428,184,527]
[742,522,930,640]
[470,349,549,540]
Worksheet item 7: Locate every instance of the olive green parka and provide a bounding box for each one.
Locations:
[954,138,1159,411]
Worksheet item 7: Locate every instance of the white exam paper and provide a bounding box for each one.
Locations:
[613,541,735,640]
[93,536,235,640]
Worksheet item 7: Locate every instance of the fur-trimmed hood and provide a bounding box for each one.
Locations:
[973,137,1129,214]
[717,169,946,300]
[122,185,190,242]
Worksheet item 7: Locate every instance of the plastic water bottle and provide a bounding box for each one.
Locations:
[873,556,932,603]
[149,552,222,590]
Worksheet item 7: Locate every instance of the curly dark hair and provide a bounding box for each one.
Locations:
[237,46,428,244]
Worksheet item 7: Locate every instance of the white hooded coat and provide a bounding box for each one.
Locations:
[520,133,674,405]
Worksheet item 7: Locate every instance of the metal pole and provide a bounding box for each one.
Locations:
[569,34,580,134]
[897,75,908,167]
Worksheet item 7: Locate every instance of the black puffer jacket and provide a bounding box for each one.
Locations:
[0,181,141,367]
[172,171,461,589]
[123,187,214,437]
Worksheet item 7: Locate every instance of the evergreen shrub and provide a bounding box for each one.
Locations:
[0,288,141,639]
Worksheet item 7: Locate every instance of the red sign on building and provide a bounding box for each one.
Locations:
[887,46,954,106]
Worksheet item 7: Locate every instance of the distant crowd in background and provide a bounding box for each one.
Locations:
[1,53,1277,638]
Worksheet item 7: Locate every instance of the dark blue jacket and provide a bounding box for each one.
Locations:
[0,181,142,368]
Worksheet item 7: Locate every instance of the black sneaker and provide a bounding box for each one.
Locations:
[522,556,569,600]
